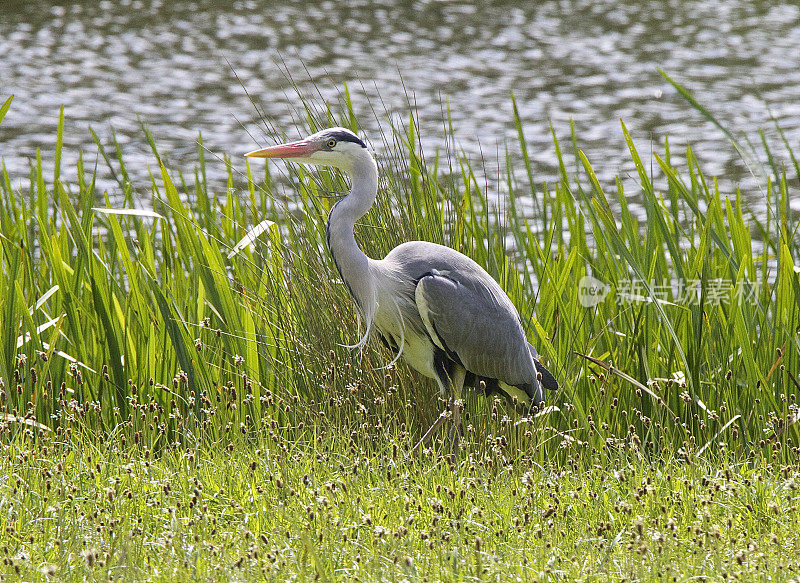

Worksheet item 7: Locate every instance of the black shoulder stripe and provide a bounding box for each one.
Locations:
[432,345,460,388]
[430,319,462,366]
[378,332,398,352]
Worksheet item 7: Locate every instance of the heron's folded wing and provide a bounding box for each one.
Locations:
[414,271,535,386]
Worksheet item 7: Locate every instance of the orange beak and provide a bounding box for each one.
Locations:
[245,139,319,159]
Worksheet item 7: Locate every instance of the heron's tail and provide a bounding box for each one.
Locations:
[468,376,545,411]
[464,351,558,411]
[532,358,559,392]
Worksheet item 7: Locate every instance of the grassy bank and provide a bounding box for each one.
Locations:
[2,430,799,581]
[1,75,799,580]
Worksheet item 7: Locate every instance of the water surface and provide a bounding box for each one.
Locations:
[1,0,799,211]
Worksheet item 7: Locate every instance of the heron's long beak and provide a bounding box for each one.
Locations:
[245,140,318,159]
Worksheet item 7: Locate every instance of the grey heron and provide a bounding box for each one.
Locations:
[246,127,557,460]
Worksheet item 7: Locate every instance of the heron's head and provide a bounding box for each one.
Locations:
[245,127,369,173]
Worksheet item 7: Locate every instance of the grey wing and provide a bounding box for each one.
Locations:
[414,270,536,387]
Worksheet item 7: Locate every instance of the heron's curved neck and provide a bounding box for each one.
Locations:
[326,154,379,314]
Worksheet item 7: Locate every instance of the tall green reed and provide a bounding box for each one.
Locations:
[0,82,798,461]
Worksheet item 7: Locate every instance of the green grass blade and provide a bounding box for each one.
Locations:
[0,95,13,126]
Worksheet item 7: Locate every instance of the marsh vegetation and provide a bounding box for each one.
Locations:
[1,82,799,580]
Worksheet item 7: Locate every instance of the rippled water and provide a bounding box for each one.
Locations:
[1,0,799,210]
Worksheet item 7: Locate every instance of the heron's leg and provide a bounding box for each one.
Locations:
[411,362,466,459]
[449,366,466,463]
[411,409,449,456]
[411,364,457,457]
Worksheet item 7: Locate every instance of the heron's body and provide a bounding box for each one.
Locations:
[369,242,542,392]
[247,127,557,458]
[372,241,498,379]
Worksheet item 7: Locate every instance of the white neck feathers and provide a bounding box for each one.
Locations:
[325,152,379,349]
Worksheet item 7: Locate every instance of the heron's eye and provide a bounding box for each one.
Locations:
[327,139,337,148]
